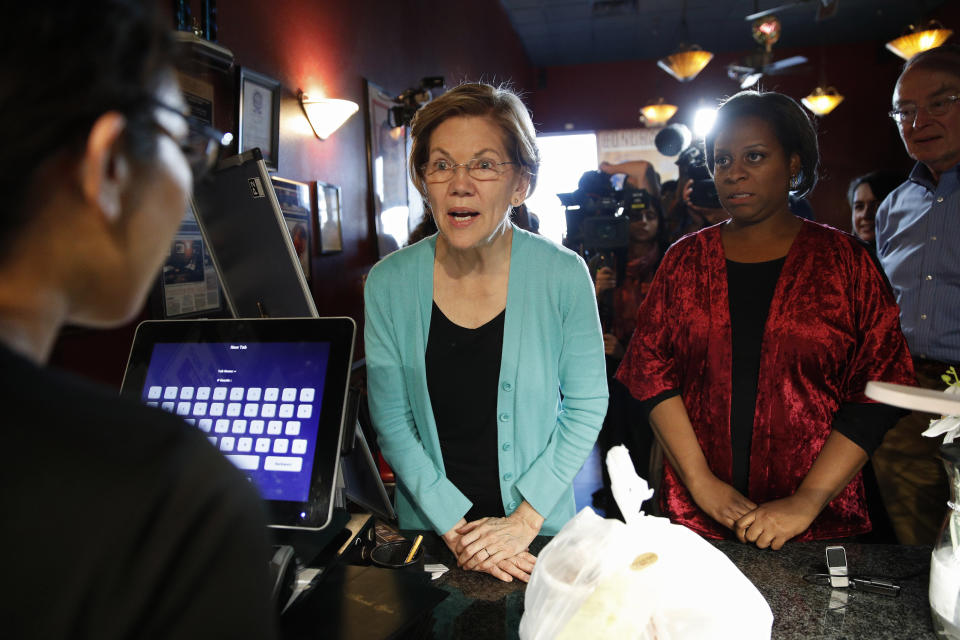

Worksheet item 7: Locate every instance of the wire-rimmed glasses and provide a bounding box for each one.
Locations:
[889,95,959,127]
[422,157,519,183]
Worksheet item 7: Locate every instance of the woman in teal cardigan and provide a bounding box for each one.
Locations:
[364,83,607,583]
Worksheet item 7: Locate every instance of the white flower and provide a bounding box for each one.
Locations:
[923,415,960,440]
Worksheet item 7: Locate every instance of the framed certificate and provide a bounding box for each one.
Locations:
[238,67,281,171]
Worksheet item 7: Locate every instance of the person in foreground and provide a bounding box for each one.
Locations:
[616,91,915,550]
[364,83,607,581]
[0,2,277,637]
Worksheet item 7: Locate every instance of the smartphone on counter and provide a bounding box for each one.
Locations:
[825,545,849,588]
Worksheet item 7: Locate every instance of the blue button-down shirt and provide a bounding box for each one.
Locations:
[875,161,960,363]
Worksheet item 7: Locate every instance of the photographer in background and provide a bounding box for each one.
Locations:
[654,124,729,242]
[562,162,669,515]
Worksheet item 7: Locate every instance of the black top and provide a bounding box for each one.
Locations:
[0,343,277,639]
[726,257,787,494]
[426,303,506,521]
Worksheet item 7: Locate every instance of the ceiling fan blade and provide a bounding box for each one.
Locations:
[727,64,758,73]
[741,72,764,89]
[764,55,808,72]
[745,0,807,21]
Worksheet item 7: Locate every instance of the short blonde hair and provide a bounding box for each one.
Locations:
[408,82,540,201]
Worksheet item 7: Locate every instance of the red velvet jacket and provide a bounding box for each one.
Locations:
[616,220,915,541]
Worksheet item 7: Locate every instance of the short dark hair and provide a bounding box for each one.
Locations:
[408,82,540,201]
[705,91,820,198]
[847,170,904,209]
[0,1,172,249]
[901,44,960,83]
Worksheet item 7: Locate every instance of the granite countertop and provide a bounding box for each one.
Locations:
[418,533,936,639]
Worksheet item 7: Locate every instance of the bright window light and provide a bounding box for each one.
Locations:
[693,108,718,138]
[526,133,598,246]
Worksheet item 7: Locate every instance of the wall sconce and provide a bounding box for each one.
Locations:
[640,98,678,126]
[298,90,359,140]
[802,86,844,116]
[886,21,953,60]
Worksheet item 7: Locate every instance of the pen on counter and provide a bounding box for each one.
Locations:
[406,534,424,564]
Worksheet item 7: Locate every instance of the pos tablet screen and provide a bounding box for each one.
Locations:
[120,318,355,530]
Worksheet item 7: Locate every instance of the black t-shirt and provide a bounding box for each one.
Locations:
[426,303,506,521]
[0,343,278,639]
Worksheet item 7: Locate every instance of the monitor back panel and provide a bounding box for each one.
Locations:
[193,150,317,319]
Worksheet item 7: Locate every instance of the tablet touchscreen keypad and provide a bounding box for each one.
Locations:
[138,341,331,504]
[148,385,314,474]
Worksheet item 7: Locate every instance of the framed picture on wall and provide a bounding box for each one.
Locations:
[152,200,226,319]
[364,79,410,257]
[316,181,343,254]
[270,176,312,282]
[238,67,281,172]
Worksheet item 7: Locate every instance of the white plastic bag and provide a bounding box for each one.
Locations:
[519,446,773,640]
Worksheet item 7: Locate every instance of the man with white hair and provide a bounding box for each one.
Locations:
[873,44,960,545]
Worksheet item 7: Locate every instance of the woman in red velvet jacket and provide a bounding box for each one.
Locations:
[616,91,915,549]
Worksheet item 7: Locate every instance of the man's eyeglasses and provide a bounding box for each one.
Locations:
[152,101,233,181]
[422,157,519,183]
[889,95,959,126]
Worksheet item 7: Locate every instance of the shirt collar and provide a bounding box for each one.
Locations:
[909,160,960,190]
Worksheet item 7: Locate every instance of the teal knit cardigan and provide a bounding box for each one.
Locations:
[364,227,608,535]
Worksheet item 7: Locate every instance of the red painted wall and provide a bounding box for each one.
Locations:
[49,0,532,387]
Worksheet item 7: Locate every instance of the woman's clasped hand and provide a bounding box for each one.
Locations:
[733,494,822,550]
[442,503,544,582]
[688,472,833,550]
[687,473,757,531]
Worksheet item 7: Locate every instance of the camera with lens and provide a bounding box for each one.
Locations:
[389,76,445,128]
[559,170,656,330]
[655,124,722,210]
[558,169,656,261]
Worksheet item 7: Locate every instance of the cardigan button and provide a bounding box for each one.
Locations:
[502,442,512,452]
[501,381,513,392]
[499,413,510,422]
[508,501,518,511]
[503,472,513,481]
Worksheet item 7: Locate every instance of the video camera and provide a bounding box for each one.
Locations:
[655,124,721,210]
[559,170,657,331]
[558,170,657,261]
[388,77,445,128]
